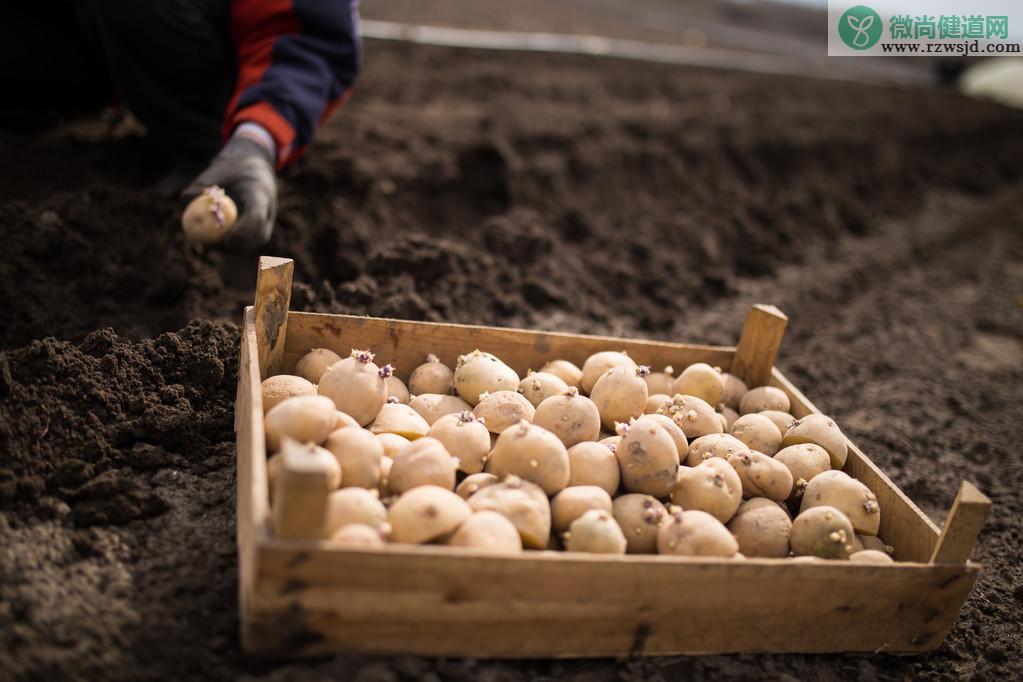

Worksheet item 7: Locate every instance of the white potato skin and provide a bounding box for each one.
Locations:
[643,368,675,396]
[783,414,849,470]
[657,508,738,558]
[486,421,570,495]
[295,348,343,383]
[324,426,385,490]
[317,351,388,426]
[264,395,337,453]
[325,487,387,535]
[615,419,679,498]
[468,476,551,549]
[671,458,743,524]
[428,412,492,474]
[408,356,454,396]
[473,390,536,434]
[790,505,855,559]
[539,359,583,388]
[328,523,384,548]
[454,350,520,405]
[685,432,749,468]
[388,485,472,544]
[567,442,620,496]
[729,413,783,456]
[551,486,614,533]
[800,470,880,535]
[660,394,723,439]
[612,494,667,554]
[455,472,500,499]
[384,376,410,404]
[448,511,523,553]
[671,363,724,406]
[409,393,473,426]
[565,509,627,554]
[517,372,570,408]
[388,437,458,494]
[369,403,430,439]
[261,374,316,413]
[727,498,792,558]
[590,365,649,431]
[739,386,791,415]
[720,372,748,411]
[580,351,636,395]
[532,389,601,448]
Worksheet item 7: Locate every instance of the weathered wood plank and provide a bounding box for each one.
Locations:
[732,304,788,387]
[930,482,991,564]
[255,256,294,379]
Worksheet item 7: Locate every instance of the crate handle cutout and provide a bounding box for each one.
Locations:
[930,481,991,564]
[255,256,294,379]
[733,304,788,387]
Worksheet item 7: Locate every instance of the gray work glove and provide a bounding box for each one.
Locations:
[183,136,278,249]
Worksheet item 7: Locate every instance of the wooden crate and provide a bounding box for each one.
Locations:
[237,256,990,658]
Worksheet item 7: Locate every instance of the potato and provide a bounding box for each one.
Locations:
[671,458,742,524]
[181,185,237,244]
[408,354,454,396]
[384,375,410,404]
[671,363,724,406]
[657,508,738,558]
[454,350,520,405]
[774,443,831,499]
[716,413,727,431]
[270,439,342,540]
[760,410,796,435]
[376,433,410,459]
[517,371,570,408]
[565,509,627,554]
[612,494,666,554]
[532,388,601,448]
[790,505,855,559]
[783,414,849,470]
[729,413,783,456]
[635,414,689,462]
[328,523,384,548]
[473,390,536,434]
[685,432,749,467]
[468,476,551,548]
[317,349,389,426]
[580,350,636,395]
[850,549,894,564]
[332,411,361,431]
[409,393,473,425]
[800,470,880,535]
[264,395,337,452]
[660,394,723,439]
[590,365,650,430]
[727,450,794,502]
[295,347,343,383]
[324,426,384,489]
[447,510,522,553]
[643,366,675,396]
[539,359,583,388]
[487,420,570,495]
[719,406,739,430]
[599,435,621,453]
[720,372,748,411]
[551,485,614,533]
[566,442,620,496]
[739,386,791,415]
[388,437,458,494]
[615,419,679,498]
[645,393,671,415]
[261,374,317,413]
[727,498,791,558]
[428,411,492,474]
[455,472,499,499]
[388,485,472,544]
[325,487,387,535]
[378,456,393,498]
[369,402,430,439]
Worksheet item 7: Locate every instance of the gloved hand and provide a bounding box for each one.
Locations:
[183,135,278,249]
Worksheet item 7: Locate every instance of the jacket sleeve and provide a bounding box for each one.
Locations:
[224,0,361,169]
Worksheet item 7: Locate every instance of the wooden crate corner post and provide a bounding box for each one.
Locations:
[255,256,295,379]
[930,481,992,564]
[733,304,788,386]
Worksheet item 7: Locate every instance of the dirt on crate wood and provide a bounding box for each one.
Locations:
[1,39,1022,680]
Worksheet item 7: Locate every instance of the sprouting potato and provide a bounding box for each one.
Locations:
[783,414,849,470]
[532,388,601,448]
[378,456,393,498]
[774,443,831,500]
[719,405,739,430]
[428,411,492,474]
[447,510,523,553]
[261,374,317,413]
[643,366,675,396]
[858,534,893,555]
[385,375,410,404]
[295,347,343,383]
[671,458,742,524]
[635,414,689,463]
[800,470,880,535]
[370,403,430,439]
[727,450,794,502]
[729,413,783,456]
[325,487,387,535]
[590,365,650,430]
[486,420,570,495]
[473,390,536,434]
[324,426,385,489]
[455,472,500,499]
[760,410,796,435]
[539,359,583,388]
[850,549,894,564]
[671,363,724,406]
[388,436,459,494]
[720,372,748,411]
[567,442,620,496]
[264,395,337,452]
[517,371,570,408]
[739,386,791,415]
[580,350,636,395]
[388,485,472,544]
[612,494,666,554]
[332,410,361,431]
[408,354,454,396]
[551,485,614,533]
[685,432,749,467]
[645,393,672,415]
[657,507,739,558]
[565,509,627,554]
[615,419,679,498]
[376,433,410,459]
[454,350,520,405]
[727,498,792,558]
[181,185,237,244]
[659,394,723,439]
[599,435,622,453]
[409,393,473,426]
[468,476,551,548]
[329,523,384,548]
[317,349,389,426]
[790,505,855,559]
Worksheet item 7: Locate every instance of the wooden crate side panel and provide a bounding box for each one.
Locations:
[770,369,940,563]
[247,544,977,657]
[280,312,735,379]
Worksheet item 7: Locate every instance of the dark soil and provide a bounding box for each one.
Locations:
[2,36,1023,681]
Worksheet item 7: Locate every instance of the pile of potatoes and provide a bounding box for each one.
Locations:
[260,347,893,563]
